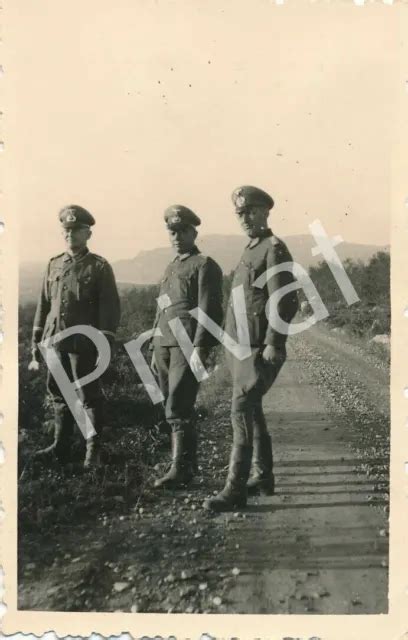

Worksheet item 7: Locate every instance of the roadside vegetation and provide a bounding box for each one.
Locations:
[307,251,390,339]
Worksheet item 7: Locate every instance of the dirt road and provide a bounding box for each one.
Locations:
[222,327,389,614]
[19,325,389,614]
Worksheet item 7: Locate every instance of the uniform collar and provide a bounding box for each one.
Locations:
[246,228,273,249]
[172,245,200,262]
[63,247,89,263]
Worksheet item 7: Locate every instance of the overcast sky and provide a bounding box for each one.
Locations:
[10,1,397,263]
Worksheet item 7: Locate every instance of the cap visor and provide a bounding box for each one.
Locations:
[166,222,191,231]
[61,223,90,229]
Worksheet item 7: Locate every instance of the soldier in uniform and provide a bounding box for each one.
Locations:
[204,186,299,511]
[31,205,121,468]
[151,205,223,489]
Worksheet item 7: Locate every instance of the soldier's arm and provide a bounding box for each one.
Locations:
[264,241,299,347]
[31,261,51,351]
[193,258,224,347]
[97,261,121,341]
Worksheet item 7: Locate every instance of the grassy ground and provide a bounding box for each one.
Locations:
[18,345,231,533]
[18,352,238,613]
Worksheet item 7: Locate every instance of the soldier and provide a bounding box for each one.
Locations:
[151,205,223,489]
[204,186,299,512]
[30,205,121,468]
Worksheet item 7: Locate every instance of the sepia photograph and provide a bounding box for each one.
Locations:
[2,1,407,638]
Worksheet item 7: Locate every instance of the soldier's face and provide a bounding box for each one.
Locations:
[62,226,91,251]
[237,206,269,237]
[168,226,197,254]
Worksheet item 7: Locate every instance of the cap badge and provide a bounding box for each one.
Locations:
[66,213,76,222]
[170,214,182,224]
[235,195,246,207]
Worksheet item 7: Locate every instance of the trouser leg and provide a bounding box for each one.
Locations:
[153,346,199,488]
[36,351,74,463]
[153,345,171,436]
[248,402,275,495]
[247,347,286,494]
[205,347,286,511]
[67,351,104,469]
[167,347,200,477]
[204,352,254,512]
[204,392,253,511]
[41,349,103,467]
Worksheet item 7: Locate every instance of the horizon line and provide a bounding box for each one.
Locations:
[19,233,390,267]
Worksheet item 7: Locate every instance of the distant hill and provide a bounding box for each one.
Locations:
[112,234,388,285]
[19,234,389,304]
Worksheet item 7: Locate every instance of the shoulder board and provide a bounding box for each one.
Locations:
[49,252,65,263]
[196,254,217,268]
[268,235,289,253]
[268,236,294,262]
[88,253,108,265]
[188,252,206,264]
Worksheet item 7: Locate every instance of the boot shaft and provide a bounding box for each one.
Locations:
[252,433,273,475]
[226,444,252,489]
[203,445,252,512]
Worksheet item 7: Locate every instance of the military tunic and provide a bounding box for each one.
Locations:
[32,248,120,352]
[225,230,299,446]
[32,248,121,428]
[153,246,223,427]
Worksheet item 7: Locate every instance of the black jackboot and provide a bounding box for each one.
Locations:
[247,433,275,495]
[184,425,198,475]
[153,429,193,489]
[203,444,252,512]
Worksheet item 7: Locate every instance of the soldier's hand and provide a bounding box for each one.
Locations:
[28,347,40,371]
[262,344,286,366]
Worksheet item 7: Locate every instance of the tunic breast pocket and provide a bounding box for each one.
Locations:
[171,275,191,303]
[233,262,254,289]
[77,275,95,302]
[242,263,256,288]
[48,272,61,299]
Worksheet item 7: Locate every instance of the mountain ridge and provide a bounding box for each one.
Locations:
[19,233,389,303]
[113,233,388,283]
